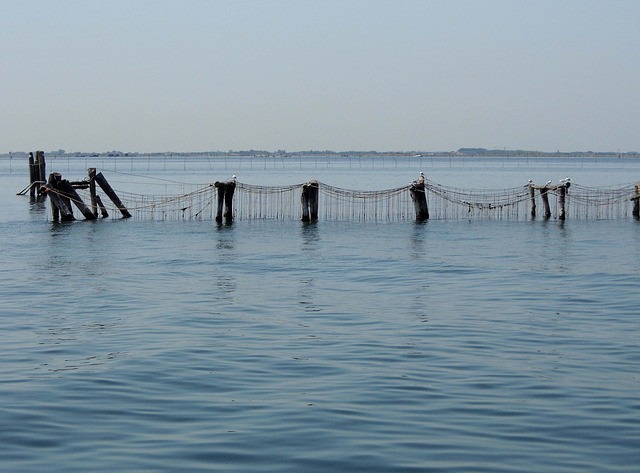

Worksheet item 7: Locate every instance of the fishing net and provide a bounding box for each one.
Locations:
[61,176,639,221]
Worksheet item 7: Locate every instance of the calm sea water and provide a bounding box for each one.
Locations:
[1,155,639,472]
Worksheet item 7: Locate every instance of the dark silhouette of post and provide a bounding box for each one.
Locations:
[410,181,429,221]
[301,180,319,222]
[215,180,236,223]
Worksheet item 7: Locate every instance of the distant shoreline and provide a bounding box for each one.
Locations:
[1,149,638,159]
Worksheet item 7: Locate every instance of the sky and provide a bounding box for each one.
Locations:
[2,0,639,153]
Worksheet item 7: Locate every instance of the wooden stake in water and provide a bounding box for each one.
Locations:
[557,185,567,221]
[44,173,75,222]
[528,184,536,218]
[410,181,429,221]
[633,183,640,219]
[215,180,236,223]
[301,180,319,222]
[540,186,551,219]
[94,172,131,218]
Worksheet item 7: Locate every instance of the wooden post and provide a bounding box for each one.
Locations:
[94,172,131,218]
[58,179,97,220]
[88,168,98,217]
[36,151,46,196]
[214,182,226,223]
[632,183,640,219]
[557,185,566,220]
[44,173,75,221]
[95,195,109,218]
[540,186,551,219]
[410,181,429,221]
[528,184,536,218]
[223,181,235,222]
[301,180,319,222]
[301,184,310,222]
[308,180,319,221]
[28,152,36,198]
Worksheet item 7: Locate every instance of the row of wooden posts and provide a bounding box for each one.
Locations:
[19,152,640,222]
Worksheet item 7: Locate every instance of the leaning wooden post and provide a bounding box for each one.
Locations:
[223,181,235,222]
[557,184,566,221]
[540,186,551,219]
[88,168,98,217]
[214,182,226,223]
[44,173,75,221]
[528,184,536,218]
[95,195,109,218]
[632,183,640,219]
[58,179,97,220]
[410,181,429,221]
[94,172,131,218]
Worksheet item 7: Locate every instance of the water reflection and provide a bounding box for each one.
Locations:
[213,221,237,304]
[298,222,320,312]
[300,221,320,249]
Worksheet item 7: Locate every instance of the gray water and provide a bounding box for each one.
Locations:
[1,155,639,472]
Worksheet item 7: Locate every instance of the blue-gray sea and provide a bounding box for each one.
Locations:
[1,155,639,472]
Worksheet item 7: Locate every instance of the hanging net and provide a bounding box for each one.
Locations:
[63,175,639,221]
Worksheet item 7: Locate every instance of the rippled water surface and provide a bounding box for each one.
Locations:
[1,156,639,472]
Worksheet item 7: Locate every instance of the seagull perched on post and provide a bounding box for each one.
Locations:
[417,171,425,185]
[559,177,570,184]
[546,180,553,187]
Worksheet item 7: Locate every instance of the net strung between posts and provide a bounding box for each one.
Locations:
[71,178,639,221]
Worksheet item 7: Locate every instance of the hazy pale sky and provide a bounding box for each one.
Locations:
[2,0,639,153]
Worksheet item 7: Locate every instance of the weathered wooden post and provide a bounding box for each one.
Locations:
[214,180,235,222]
[308,180,319,221]
[88,168,98,217]
[223,181,235,222]
[94,172,131,218]
[409,181,429,221]
[301,180,319,222]
[301,184,310,222]
[214,182,226,223]
[540,186,551,219]
[632,183,640,219]
[557,184,567,220]
[36,151,46,195]
[95,195,109,218]
[57,179,97,220]
[44,173,75,221]
[528,184,536,218]
[28,152,36,198]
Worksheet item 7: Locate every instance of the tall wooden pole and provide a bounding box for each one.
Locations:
[633,183,640,219]
[557,185,566,220]
[88,168,98,217]
[214,182,225,223]
[36,151,46,196]
[28,152,36,198]
[528,184,536,218]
